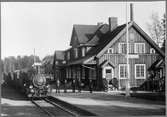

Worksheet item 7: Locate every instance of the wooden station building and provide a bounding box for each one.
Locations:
[52,16,164,91]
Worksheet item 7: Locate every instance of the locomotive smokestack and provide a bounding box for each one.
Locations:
[130,3,134,21]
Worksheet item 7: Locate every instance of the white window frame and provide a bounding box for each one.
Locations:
[135,64,146,79]
[119,64,129,79]
[134,43,145,54]
[102,66,114,79]
[118,43,131,54]
[82,47,85,57]
[150,48,155,54]
[107,48,113,54]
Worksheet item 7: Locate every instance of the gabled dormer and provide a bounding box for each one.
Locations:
[70,28,79,48]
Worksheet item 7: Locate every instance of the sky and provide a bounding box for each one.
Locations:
[1,2,165,60]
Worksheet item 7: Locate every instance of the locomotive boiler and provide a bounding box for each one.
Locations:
[25,62,50,98]
[5,62,50,98]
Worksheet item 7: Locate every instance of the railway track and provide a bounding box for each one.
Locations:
[31,97,78,117]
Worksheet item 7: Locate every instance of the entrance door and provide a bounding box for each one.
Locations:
[103,66,113,91]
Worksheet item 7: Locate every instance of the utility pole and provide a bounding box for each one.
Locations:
[125,1,130,97]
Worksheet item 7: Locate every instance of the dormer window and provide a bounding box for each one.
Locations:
[107,48,113,54]
[150,48,155,54]
[74,48,78,58]
[82,47,86,57]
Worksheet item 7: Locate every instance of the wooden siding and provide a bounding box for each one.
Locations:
[98,27,159,88]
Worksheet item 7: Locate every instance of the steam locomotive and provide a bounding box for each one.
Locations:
[5,62,52,98]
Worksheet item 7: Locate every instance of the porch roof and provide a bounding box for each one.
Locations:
[66,56,96,66]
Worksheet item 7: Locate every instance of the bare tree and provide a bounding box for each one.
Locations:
[147,12,166,47]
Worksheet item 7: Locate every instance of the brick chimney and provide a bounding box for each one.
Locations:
[130,3,134,21]
[108,17,118,32]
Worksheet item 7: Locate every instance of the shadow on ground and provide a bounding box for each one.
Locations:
[1,84,28,101]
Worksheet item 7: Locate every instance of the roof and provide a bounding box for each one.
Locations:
[70,25,99,45]
[42,55,54,65]
[67,56,93,65]
[32,62,42,67]
[87,24,126,56]
[54,51,65,60]
[148,59,165,71]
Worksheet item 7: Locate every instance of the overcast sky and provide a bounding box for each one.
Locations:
[1,2,165,60]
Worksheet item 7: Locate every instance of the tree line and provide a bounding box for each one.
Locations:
[1,55,41,74]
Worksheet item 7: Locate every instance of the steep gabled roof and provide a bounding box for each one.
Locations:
[132,22,165,58]
[42,55,54,65]
[70,24,100,46]
[67,21,165,66]
[87,24,126,56]
[148,59,164,71]
[94,21,165,58]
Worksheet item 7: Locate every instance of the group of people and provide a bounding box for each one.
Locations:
[55,78,94,93]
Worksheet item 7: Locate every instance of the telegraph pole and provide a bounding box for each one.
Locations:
[125,1,130,97]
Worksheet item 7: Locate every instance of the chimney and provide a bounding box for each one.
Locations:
[108,17,118,32]
[130,3,134,21]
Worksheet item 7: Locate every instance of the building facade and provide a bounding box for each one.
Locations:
[53,17,165,91]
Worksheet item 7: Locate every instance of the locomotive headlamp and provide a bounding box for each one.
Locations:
[29,85,33,89]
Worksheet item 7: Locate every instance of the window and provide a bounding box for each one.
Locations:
[134,43,145,53]
[119,43,127,54]
[74,48,78,58]
[67,52,70,60]
[150,48,155,54]
[107,48,113,54]
[119,64,129,79]
[82,47,85,57]
[135,64,146,79]
[106,69,111,73]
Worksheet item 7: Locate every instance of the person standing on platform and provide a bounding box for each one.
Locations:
[78,78,81,93]
[64,79,67,93]
[56,79,60,93]
[89,79,93,93]
[72,79,76,93]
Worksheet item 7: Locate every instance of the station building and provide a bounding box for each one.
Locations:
[53,17,165,91]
